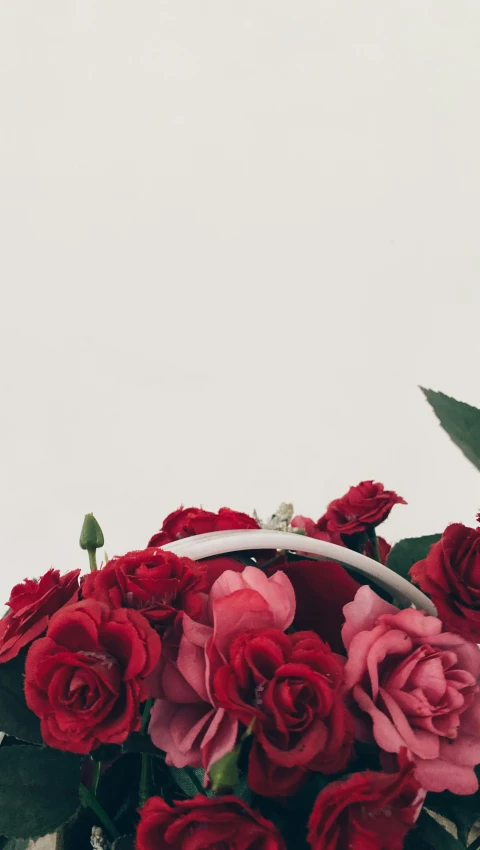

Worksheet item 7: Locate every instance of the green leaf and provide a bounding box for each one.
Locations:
[0,746,80,839]
[169,766,215,798]
[0,653,42,744]
[406,809,464,850]
[0,840,30,850]
[421,387,480,472]
[387,534,442,581]
[209,747,241,792]
[426,790,480,846]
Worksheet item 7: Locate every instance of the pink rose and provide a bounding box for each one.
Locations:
[148,567,295,778]
[342,586,480,794]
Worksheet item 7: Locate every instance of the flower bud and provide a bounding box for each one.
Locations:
[79,513,104,551]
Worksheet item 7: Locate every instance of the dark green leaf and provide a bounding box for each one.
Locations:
[421,387,480,472]
[387,534,442,581]
[0,654,42,743]
[0,745,80,838]
[209,747,240,792]
[0,840,30,850]
[406,810,464,850]
[426,790,480,846]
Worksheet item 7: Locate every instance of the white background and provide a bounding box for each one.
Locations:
[1,1,479,600]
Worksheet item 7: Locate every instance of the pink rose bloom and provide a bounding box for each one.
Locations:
[342,586,480,794]
[148,567,295,778]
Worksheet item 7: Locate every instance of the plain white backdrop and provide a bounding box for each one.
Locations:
[1,1,479,599]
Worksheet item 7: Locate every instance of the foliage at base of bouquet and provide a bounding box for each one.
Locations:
[1,388,480,849]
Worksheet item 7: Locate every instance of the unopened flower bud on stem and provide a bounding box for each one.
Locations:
[79,513,105,572]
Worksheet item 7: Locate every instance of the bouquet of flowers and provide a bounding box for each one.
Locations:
[2,388,480,850]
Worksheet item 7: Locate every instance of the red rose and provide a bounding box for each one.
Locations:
[136,795,286,850]
[291,515,344,547]
[24,599,161,753]
[214,629,353,796]
[307,752,423,850]
[81,548,205,634]
[323,480,406,535]
[410,523,480,641]
[268,560,360,653]
[148,506,259,546]
[0,568,80,664]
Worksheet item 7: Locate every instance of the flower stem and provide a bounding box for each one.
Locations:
[79,783,120,841]
[366,527,381,562]
[141,698,154,734]
[92,760,101,796]
[88,549,98,572]
[139,753,153,808]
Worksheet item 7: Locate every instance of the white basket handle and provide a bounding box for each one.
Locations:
[162,528,436,615]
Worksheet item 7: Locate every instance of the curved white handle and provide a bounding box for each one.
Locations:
[162,528,436,615]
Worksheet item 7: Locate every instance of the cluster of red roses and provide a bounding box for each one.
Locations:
[2,482,480,849]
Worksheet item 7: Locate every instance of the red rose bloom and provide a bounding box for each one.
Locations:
[291,515,344,547]
[24,599,161,753]
[136,795,286,850]
[410,523,480,641]
[81,548,205,634]
[214,629,353,796]
[323,480,406,535]
[148,506,259,546]
[0,568,80,664]
[267,560,360,653]
[307,752,423,850]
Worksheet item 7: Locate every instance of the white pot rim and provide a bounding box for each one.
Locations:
[162,528,436,615]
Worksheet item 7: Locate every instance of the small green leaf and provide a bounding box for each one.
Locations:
[79,513,104,551]
[0,653,42,743]
[209,747,241,792]
[0,746,80,838]
[421,387,480,472]
[388,534,442,581]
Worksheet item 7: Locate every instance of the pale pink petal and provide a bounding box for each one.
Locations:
[202,707,238,775]
[209,567,295,631]
[414,757,479,794]
[443,637,480,680]
[342,586,398,650]
[366,630,413,700]
[459,693,480,736]
[182,613,212,647]
[402,655,446,701]
[379,688,439,759]
[343,624,389,690]
[439,733,480,767]
[148,699,213,769]
[176,633,209,702]
[211,589,275,662]
[380,608,442,639]
[162,657,204,704]
[352,685,405,753]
